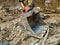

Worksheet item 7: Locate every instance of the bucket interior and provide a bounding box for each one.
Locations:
[27,13,45,33]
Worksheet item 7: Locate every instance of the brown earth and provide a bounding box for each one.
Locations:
[0,0,60,45]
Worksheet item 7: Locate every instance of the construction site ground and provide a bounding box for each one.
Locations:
[0,8,60,45]
[0,0,60,45]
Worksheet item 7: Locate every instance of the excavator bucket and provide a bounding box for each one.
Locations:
[21,7,48,35]
[27,12,48,35]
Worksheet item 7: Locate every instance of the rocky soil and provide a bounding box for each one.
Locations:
[0,0,60,45]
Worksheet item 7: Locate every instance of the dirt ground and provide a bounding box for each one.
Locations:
[0,0,60,45]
